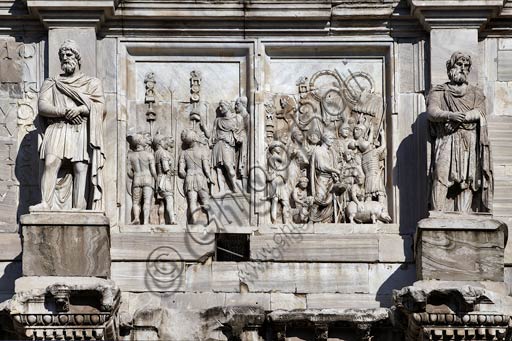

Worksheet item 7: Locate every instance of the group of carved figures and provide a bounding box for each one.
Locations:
[264,75,391,224]
[30,41,493,223]
[127,96,250,225]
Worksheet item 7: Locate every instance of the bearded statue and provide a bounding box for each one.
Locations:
[30,40,105,211]
[427,51,493,213]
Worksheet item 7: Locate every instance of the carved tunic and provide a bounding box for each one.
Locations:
[267,157,289,200]
[155,148,174,197]
[211,114,242,167]
[179,146,210,193]
[361,145,386,196]
[311,145,337,203]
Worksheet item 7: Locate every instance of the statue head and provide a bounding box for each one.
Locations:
[321,130,335,147]
[181,129,199,146]
[127,133,145,151]
[298,176,309,189]
[218,100,233,117]
[339,121,351,138]
[308,131,321,145]
[343,149,354,162]
[153,134,165,149]
[58,40,81,75]
[353,123,367,139]
[235,96,248,114]
[291,129,304,144]
[446,52,472,85]
[165,136,174,149]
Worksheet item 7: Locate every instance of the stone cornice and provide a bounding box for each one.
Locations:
[408,0,506,30]
[24,0,117,30]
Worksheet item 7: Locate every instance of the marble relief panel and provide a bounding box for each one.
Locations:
[262,58,391,224]
[124,57,250,227]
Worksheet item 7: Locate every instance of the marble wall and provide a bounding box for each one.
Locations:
[1,0,512,339]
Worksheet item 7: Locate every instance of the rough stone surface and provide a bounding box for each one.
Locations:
[21,212,110,277]
[416,214,507,282]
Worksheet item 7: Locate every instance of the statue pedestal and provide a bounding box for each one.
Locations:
[7,213,116,340]
[394,212,512,340]
[415,212,507,282]
[20,211,111,278]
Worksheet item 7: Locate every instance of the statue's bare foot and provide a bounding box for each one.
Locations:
[29,202,50,212]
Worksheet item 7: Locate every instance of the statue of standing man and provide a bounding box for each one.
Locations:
[427,51,493,212]
[31,40,105,211]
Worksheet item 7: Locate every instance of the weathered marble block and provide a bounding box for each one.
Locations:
[416,213,507,282]
[21,211,110,278]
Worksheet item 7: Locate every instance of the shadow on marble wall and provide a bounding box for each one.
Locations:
[394,111,429,236]
[15,118,42,222]
[0,260,21,304]
[375,262,416,308]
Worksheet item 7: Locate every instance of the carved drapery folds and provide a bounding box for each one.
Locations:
[427,51,493,213]
[265,69,390,224]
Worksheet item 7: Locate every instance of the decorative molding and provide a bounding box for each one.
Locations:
[408,0,506,30]
[24,0,117,30]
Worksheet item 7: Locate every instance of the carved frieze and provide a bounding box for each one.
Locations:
[127,67,250,226]
[265,68,390,224]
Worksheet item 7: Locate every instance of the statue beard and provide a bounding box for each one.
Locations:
[449,68,468,85]
[61,59,78,75]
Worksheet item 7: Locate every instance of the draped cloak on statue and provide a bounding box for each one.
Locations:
[428,83,493,211]
[38,73,106,210]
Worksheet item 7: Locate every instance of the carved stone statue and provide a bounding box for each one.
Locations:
[154,134,177,225]
[291,176,313,223]
[211,100,243,193]
[310,131,341,223]
[30,39,105,211]
[266,140,290,224]
[127,133,157,225]
[427,52,493,212]
[178,129,215,224]
[360,129,387,207]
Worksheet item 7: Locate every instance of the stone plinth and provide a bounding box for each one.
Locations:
[416,213,507,282]
[21,211,110,278]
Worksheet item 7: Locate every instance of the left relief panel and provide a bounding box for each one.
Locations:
[120,42,255,229]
